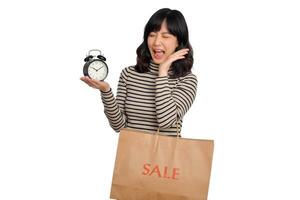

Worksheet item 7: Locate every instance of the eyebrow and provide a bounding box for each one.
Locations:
[149,31,172,35]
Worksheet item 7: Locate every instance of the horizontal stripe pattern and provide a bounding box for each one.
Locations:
[101,62,197,135]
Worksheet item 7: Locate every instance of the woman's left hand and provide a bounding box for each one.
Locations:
[159,48,189,77]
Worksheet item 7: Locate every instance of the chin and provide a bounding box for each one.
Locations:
[152,58,166,64]
[153,60,162,64]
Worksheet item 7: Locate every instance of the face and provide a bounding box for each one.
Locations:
[88,60,108,81]
[147,20,178,64]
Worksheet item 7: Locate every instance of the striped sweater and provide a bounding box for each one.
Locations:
[100,62,198,135]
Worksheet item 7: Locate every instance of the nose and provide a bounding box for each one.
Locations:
[153,35,162,46]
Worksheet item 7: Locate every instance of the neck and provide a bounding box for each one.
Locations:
[148,61,173,76]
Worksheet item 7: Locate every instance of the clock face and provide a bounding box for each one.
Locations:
[87,60,108,81]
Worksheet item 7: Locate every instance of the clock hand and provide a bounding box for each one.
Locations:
[96,66,104,71]
[90,67,98,71]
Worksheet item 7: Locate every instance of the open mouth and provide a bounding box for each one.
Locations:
[153,49,165,60]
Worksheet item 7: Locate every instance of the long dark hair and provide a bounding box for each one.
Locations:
[135,8,193,78]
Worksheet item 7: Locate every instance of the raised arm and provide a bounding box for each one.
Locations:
[155,74,197,128]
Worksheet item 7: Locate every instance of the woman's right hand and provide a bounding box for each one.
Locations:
[80,76,111,92]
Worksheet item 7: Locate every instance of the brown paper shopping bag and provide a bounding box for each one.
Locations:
[110,128,214,200]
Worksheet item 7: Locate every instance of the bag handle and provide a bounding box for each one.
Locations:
[156,118,181,138]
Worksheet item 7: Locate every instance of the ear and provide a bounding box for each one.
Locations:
[176,40,179,48]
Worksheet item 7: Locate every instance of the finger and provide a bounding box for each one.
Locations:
[178,48,189,54]
[81,77,97,88]
[83,80,95,88]
[80,76,91,82]
[80,76,87,81]
[88,80,103,89]
[80,77,89,84]
[176,48,189,52]
[89,78,102,84]
[87,80,100,88]
[172,51,188,59]
[174,52,188,59]
[172,50,189,58]
[181,48,190,52]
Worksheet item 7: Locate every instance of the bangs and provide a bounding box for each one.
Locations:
[143,9,187,44]
[144,16,166,37]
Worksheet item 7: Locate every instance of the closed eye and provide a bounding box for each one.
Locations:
[149,32,156,37]
[162,33,173,38]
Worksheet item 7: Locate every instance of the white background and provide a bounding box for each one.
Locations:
[0,0,299,199]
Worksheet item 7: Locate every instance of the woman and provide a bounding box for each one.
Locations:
[80,8,197,136]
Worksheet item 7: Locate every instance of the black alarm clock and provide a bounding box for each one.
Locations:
[83,49,108,81]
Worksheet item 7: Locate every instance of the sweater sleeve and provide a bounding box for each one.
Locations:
[155,74,198,128]
[100,68,128,132]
